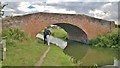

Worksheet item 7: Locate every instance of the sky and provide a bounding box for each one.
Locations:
[1,0,120,24]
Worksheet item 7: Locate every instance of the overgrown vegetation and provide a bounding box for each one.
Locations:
[115,24,120,28]
[2,28,26,47]
[2,28,25,40]
[89,32,120,48]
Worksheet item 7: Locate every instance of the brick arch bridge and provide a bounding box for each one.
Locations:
[3,12,115,43]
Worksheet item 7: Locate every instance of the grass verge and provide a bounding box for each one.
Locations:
[2,37,48,66]
[42,44,76,66]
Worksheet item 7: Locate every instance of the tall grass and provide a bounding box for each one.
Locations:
[2,28,25,41]
[2,28,26,47]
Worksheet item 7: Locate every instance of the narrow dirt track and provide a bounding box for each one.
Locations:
[35,47,50,66]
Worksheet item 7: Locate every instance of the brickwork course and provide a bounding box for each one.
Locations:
[2,12,115,43]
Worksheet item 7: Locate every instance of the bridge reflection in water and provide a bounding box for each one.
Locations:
[63,40,116,66]
[64,40,89,61]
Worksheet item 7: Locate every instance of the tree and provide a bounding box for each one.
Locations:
[0,2,8,18]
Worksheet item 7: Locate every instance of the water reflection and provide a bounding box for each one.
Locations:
[64,40,89,60]
[64,40,116,66]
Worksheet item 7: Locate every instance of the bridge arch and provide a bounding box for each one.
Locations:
[22,21,88,43]
[2,12,115,43]
[54,23,88,43]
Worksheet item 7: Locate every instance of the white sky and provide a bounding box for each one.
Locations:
[2,0,120,2]
[1,0,120,24]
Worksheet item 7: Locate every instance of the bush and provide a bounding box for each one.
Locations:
[2,28,26,46]
[2,28,25,40]
[89,32,120,48]
[115,24,120,28]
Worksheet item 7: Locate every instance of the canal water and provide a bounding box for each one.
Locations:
[36,34,117,66]
[64,40,89,60]
[65,40,118,66]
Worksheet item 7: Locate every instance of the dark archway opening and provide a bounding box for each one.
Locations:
[54,23,88,43]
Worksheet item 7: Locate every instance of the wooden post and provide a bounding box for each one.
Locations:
[0,40,6,61]
[2,40,6,60]
[0,41,2,68]
[0,41,2,61]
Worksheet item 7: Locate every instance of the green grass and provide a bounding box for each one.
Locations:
[2,28,75,66]
[50,28,67,40]
[0,61,2,67]
[2,38,48,66]
[42,44,76,66]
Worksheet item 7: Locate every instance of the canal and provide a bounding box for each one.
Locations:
[36,33,117,66]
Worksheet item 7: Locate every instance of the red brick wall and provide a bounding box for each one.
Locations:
[2,12,115,43]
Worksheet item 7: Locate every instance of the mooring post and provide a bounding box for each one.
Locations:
[0,41,2,68]
[114,59,120,68]
[0,40,6,62]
